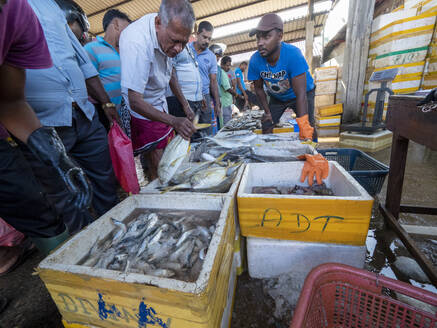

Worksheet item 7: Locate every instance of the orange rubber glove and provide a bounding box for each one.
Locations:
[296,114,314,140]
[300,154,329,186]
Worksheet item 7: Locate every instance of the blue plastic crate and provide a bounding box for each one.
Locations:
[318,148,389,195]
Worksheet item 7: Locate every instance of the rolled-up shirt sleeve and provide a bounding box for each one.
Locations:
[67,27,98,79]
[120,39,150,94]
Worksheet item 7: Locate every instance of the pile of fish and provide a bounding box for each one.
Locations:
[222,110,293,131]
[157,132,242,193]
[222,111,263,131]
[252,183,335,196]
[80,210,218,282]
[190,132,314,163]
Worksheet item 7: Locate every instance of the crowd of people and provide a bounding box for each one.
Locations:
[0,0,324,293]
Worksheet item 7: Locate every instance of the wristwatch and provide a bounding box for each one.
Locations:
[102,102,116,109]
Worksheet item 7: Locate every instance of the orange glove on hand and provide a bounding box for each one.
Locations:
[296,114,314,140]
[300,154,329,186]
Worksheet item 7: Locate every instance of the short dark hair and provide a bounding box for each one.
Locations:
[103,9,131,31]
[240,61,248,66]
[221,56,232,65]
[198,21,213,33]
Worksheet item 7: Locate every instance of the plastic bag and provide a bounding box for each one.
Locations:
[0,217,25,247]
[108,122,140,194]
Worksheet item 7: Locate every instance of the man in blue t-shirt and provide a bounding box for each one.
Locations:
[248,13,328,186]
[248,13,317,140]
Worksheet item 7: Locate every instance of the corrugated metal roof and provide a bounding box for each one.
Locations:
[75,0,330,55]
[216,13,327,55]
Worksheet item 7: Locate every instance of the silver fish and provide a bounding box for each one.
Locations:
[176,229,197,248]
[158,135,190,185]
[199,247,207,260]
[147,269,175,278]
[111,218,127,242]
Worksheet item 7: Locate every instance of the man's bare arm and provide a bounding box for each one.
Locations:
[291,73,308,118]
[253,78,270,114]
[209,73,221,115]
[128,89,195,140]
[0,64,41,143]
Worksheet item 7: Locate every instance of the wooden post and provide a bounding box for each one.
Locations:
[305,0,315,73]
[342,0,376,122]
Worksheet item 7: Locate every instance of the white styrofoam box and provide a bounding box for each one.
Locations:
[315,94,335,107]
[220,256,238,328]
[315,80,337,95]
[421,0,437,13]
[238,161,370,199]
[247,237,366,279]
[314,66,338,82]
[371,9,417,34]
[370,34,433,62]
[370,11,435,44]
[317,126,340,138]
[39,194,233,294]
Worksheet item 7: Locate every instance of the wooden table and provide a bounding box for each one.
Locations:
[380,94,437,287]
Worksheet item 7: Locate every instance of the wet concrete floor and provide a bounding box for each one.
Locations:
[0,141,436,328]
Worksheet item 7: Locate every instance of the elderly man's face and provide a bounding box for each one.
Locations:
[155,16,190,58]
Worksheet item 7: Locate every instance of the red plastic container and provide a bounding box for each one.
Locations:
[290,263,437,328]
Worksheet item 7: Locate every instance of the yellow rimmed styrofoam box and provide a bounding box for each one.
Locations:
[62,254,239,328]
[237,162,373,246]
[220,255,238,328]
[315,115,342,127]
[314,66,338,82]
[316,103,343,117]
[39,194,236,328]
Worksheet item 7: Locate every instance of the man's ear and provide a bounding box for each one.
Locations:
[113,19,119,31]
[155,15,161,29]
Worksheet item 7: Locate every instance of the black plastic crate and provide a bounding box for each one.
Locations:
[318,148,389,195]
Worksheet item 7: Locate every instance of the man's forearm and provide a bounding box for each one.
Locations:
[210,79,221,107]
[295,94,308,118]
[86,76,111,104]
[254,87,270,113]
[237,80,247,98]
[128,90,175,126]
[226,88,238,98]
[0,101,42,143]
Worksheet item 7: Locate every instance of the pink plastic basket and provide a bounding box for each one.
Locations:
[290,263,437,328]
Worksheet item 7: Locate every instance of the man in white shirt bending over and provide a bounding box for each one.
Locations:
[119,0,196,179]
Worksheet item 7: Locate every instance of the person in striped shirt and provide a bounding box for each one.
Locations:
[84,9,131,130]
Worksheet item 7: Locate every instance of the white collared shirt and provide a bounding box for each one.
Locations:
[120,13,173,120]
